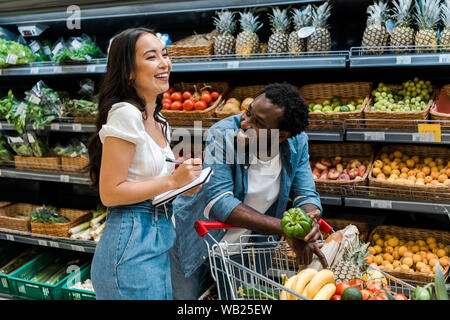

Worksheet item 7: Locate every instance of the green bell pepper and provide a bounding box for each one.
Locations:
[280,207,313,239]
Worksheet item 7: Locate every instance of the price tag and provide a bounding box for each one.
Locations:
[50,123,60,131]
[412,132,435,142]
[370,199,392,209]
[71,244,85,252]
[396,55,411,65]
[49,241,59,248]
[60,175,70,183]
[6,54,18,65]
[227,61,240,69]
[30,67,39,75]
[86,65,96,72]
[439,55,450,63]
[364,131,385,141]
[417,123,441,142]
[72,123,82,132]
[53,66,62,73]
[38,239,47,246]
[5,234,14,241]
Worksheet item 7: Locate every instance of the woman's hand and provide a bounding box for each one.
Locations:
[170,157,202,189]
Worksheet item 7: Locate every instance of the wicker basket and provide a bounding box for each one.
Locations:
[309,143,374,195]
[215,85,268,119]
[161,81,229,127]
[368,225,450,283]
[299,82,372,130]
[167,32,215,60]
[60,156,89,173]
[368,144,450,203]
[14,155,60,172]
[74,115,96,124]
[323,218,372,241]
[0,203,39,232]
[363,84,435,130]
[31,208,92,238]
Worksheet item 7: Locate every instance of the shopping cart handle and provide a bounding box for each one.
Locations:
[194,220,240,237]
[318,218,334,233]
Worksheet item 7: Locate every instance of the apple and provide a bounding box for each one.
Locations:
[338,173,350,181]
[327,169,340,180]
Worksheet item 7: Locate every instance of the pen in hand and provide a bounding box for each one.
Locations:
[165,157,184,164]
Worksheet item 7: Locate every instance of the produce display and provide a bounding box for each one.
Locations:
[51,35,104,64]
[369,78,433,112]
[308,96,364,113]
[30,206,70,224]
[366,233,449,275]
[310,156,369,181]
[70,278,94,292]
[54,139,88,159]
[69,205,106,242]
[0,247,39,275]
[162,84,221,111]
[280,207,313,239]
[371,150,450,186]
[0,39,36,67]
[220,97,253,115]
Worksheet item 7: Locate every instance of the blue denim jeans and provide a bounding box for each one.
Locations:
[91,200,175,300]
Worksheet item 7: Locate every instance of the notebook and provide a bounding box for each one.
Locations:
[152,167,213,207]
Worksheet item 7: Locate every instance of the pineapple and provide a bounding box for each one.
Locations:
[267,8,291,54]
[414,0,441,53]
[331,237,370,284]
[236,12,262,57]
[440,0,450,51]
[213,11,237,56]
[288,5,312,54]
[390,0,415,53]
[307,2,332,52]
[362,1,389,55]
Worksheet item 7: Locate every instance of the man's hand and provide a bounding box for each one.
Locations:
[303,209,322,242]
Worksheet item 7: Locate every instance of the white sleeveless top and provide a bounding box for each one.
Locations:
[98,102,175,182]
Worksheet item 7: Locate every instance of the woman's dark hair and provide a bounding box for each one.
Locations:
[258,82,309,137]
[86,27,168,186]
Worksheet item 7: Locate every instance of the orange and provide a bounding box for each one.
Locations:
[411,245,420,253]
[373,245,383,254]
[375,238,384,247]
[392,260,401,268]
[426,253,437,261]
[385,246,394,254]
[383,253,394,263]
[439,257,448,267]
[402,257,413,267]
[374,255,383,265]
[416,262,425,270]
[398,246,408,256]
[436,249,446,258]
[365,255,374,264]
[393,151,403,158]
[416,240,426,247]
[403,251,413,258]
[428,243,437,250]
[382,260,390,267]
[400,264,410,271]
[384,263,394,271]
[412,254,422,264]
[368,246,376,255]
[392,250,400,260]
[428,258,439,267]
[372,233,380,241]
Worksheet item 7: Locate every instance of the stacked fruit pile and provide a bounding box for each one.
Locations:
[162,85,221,111]
[370,78,433,112]
[220,97,253,115]
[280,269,336,300]
[371,150,450,186]
[366,233,449,275]
[310,157,369,181]
[308,96,365,113]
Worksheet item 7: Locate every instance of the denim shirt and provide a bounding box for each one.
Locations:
[172,114,322,277]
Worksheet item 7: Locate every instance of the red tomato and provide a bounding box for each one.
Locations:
[171,101,182,110]
[162,102,171,110]
[182,99,194,111]
[335,282,351,296]
[393,294,408,300]
[360,289,371,300]
[349,279,363,289]
[162,98,172,105]
[168,86,175,93]
[201,92,212,104]
[194,100,207,110]
[330,294,341,300]
[171,92,183,102]
[163,92,171,99]
[211,91,220,101]
[369,294,388,300]
[366,279,383,293]
[182,91,192,100]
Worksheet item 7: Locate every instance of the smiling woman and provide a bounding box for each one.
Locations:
[86,27,203,300]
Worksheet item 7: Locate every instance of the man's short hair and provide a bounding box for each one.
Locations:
[258,82,309,137]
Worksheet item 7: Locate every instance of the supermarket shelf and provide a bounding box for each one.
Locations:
[349,45,450,68]
[0,60,106,76]
[0,228,96,253]
[346,129,450,144]
[0,168,91,185]
[0,0,324,25]
[319,194,342,206]
[305,129,344,141]
[0,121,96,133]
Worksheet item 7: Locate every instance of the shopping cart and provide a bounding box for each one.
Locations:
[194,220,417,300]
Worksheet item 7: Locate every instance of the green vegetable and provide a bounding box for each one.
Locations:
[339,105,350,112]
[341,287,363,300]
[30,206,70,224]
[0,249,38,275]
[237,284,279,300]
[280,207,313,239]
[0,39,36,67]
[412,286,432,300]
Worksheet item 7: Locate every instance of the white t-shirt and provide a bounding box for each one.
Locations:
[221,154,282,244]
[98,102,175,182]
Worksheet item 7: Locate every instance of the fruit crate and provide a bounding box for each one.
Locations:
[429,85,450,126]
[0,203,40,232]
[14,155,60,172]
[368,225,450,283]
[363,84,435,130]
[8,252,87,300]
[308,142,374,195]
[299,82,372,130]
[62,264,96,300]
[59,156,89,173]
[368,144,450,203]
[215,84,268,119]
[160,81,229,127]
[166,32,215,61]
[31,208,92,238]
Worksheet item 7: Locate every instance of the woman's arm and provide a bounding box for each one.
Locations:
[99,136,201,207]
